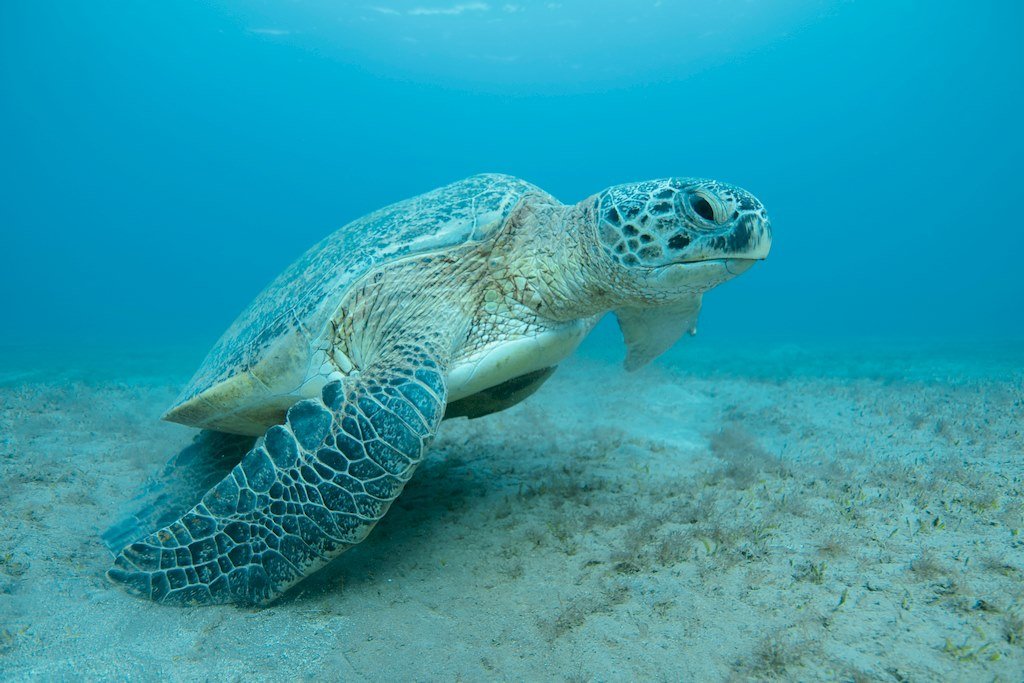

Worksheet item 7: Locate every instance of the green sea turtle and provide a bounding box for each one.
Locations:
[105,173,772,606]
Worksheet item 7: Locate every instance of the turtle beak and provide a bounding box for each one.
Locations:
[723,215,771,276]
[742,213,772,260]
[724,258,758,276]
[676,212,772,265]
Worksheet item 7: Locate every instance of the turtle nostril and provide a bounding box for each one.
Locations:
[691,195,715,222]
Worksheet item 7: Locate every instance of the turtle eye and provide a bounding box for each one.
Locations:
[690,195,716,222]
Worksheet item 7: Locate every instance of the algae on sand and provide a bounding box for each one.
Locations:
[1,343,1023,680]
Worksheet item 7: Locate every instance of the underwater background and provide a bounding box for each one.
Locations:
[2,1,1023,680]
[3,0,1022,352]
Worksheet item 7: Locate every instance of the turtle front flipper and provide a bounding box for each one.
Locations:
[107,345,448,606]
[102,430,255,554]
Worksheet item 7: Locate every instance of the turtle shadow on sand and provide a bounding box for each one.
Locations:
[104,426,537,609]
[274,453,489,605]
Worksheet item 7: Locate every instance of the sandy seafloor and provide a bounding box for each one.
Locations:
[1,339,1022,681]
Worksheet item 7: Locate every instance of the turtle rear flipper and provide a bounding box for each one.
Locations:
[107,343,448,606]
[102,431,255,554]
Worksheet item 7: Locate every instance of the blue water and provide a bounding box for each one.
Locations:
[3,4,1024,678]
[3,1,1022,353]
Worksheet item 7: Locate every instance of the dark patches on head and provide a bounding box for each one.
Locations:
[668,234,691,250]
[596,177,768,270]
[621,202,643,220]
[638,245,662,260]
[737,195,758,211]
[725,219,751,252]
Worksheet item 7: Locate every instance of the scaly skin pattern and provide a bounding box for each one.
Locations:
[595,178,770,269]
[107,176,772,606]
[109,254,481,606]
[109,345,448,606]
[101,431,256,555]
[167,174,551,433]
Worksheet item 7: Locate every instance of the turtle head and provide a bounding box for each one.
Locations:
[587,178,772,369]
[592,178,771,300]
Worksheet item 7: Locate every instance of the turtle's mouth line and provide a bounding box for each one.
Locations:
[673,257,762,266]
[666,257,763,277]
[683,255,764,262]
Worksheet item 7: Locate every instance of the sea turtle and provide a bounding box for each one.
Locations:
[105,173,772,606]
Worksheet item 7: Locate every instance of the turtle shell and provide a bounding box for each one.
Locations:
[165,173,549,435]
